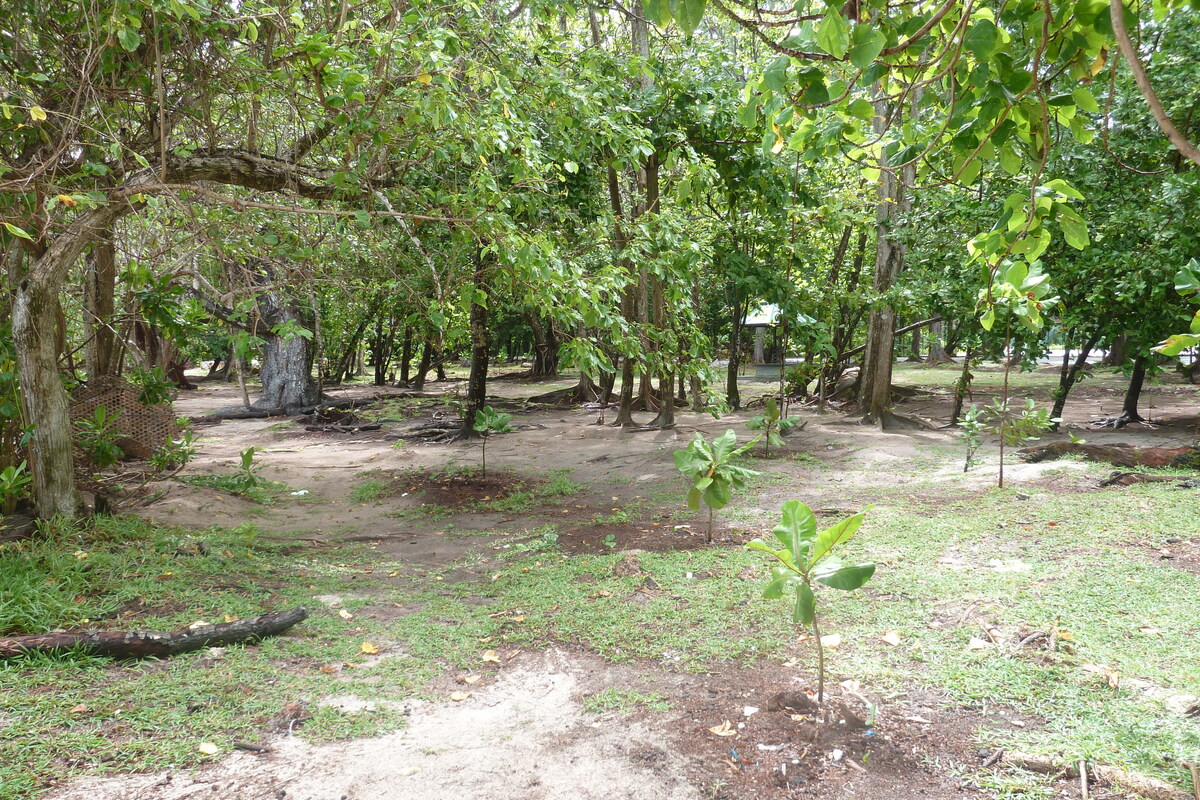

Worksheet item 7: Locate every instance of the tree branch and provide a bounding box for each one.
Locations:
[1109,0,1200,167]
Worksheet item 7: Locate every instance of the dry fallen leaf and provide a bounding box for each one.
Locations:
[198,742,219,755]
[1137,626,1163,636]
[819,634,842,649]
[968,637,991,650]
[450,691,472,702]
[360,641,380,655]
[482,650,502,663]
[319,664,337,674]
[459,674,481,685]
[69,703,88,714]
[398,766,420,776]
[708,721,737,737]
[338,609,354,620]
[222,614,238,623]
[881,630,902,646]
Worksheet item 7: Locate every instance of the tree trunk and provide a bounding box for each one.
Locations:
[529,314,560,378]
[255,291,318,412]
[927,319,950,363]
[414,338,433,390]
[1049,330,1102,431]
[13,279,87,519]
[83,231,118,380]
[726,293,747,411]
[1119,355,1148,425]
[399,325,413,384]
[859,93,916,426]
[459,254,490,438]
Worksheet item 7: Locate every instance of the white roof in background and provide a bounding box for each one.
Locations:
[744,304,779,326]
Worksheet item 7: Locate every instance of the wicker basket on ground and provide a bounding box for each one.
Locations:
[69,376,179,462]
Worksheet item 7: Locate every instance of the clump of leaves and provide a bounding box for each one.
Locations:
[473,406,512,476]
[748,501,875,707]
[0,461,32,515]
[229,447,264,493]
[673,430,759,543]
[957,405,988,472]
[150,428,198,472]
[75,405,124,467]
[958,399,1059,472]
[127,365,175,406]
[747,396,801,457]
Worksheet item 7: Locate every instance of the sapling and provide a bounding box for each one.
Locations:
[673,430,759,543]
[472,406,512,476]
[747,396,801,457]
[0,461,32,515]
[748,501,875,707]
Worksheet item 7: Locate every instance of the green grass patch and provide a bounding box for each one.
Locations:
[582,688,672,714]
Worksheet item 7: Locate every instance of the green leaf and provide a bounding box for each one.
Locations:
[3,222,33,240]
[816,8,850,59]
[980,305,996,331]
[963,19,998,59]
[763,55,790,93]
[772,500,817,566]
[686,485,702,510]
[999,145,1022,175]
[117,28,143,52]
[1071,87,1100,113]
[1174,259,1200,294]
[1189,309,1200,336]
[795,582,816,624]
[848,27,886,69]
[643,0,672,26]
[809,512,865,567]
[669,0,706,35]
[563,161,578,174]
[814,562,876,590]
[1060,216,1089,250]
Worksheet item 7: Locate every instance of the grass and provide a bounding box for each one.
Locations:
[349,479,388,503]
[177,473,289,505]
[582,688,672,714]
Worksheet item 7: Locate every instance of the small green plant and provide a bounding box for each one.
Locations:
[957,404,988,472]
[1068,431,1087,444]
[593,508,630,525]
[748,501,875,707]
[230,447,264,493]
[990,397,1059,447]
[746,396,801,457]
[150,429,199,472]
[473,406,513,476]
[958,399,1059,472]
[127,365,174,406]
[673,430,759,543]
[602,532,618,549]
[350,479,388,503]
[0,461,33,515]
[75,405,124,467]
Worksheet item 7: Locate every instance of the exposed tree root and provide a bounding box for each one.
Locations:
[1020,442,1200,469]
[998,750,1194,800]
[1,607,308,659]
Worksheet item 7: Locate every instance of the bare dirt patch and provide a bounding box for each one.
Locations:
[378,467,526,508]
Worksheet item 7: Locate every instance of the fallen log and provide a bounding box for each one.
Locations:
[1019,442,1200,469]
[0,607,307,659]
[999,750,1193,800]
[1099,472,1198,488]
[303,423,382,433]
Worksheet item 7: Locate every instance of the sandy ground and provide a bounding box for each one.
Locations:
[49,649,700,800]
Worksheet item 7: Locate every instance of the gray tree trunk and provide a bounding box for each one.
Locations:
[858,95,915,426]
